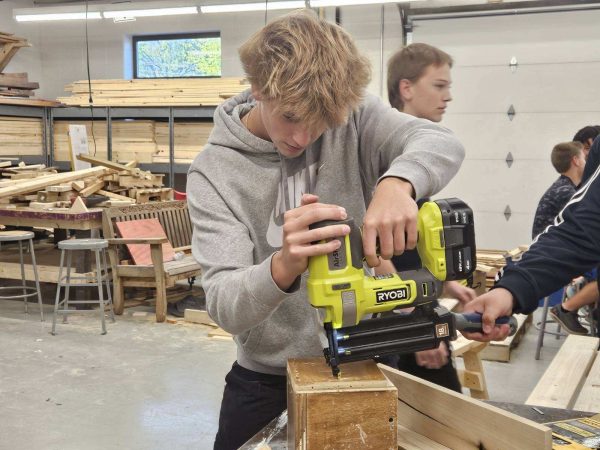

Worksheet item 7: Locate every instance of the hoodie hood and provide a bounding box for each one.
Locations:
[210,89,280,161]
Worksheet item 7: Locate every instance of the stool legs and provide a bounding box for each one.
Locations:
[63,250,73,324]
[18,239,27,313]
[52,247,114,335]
[28,238,44,322]
[94,249,107,335]
[51,249,65,335]
[101,248,115,323]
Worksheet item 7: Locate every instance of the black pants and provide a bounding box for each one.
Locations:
[214,362,287,450]
[378,348,462,392]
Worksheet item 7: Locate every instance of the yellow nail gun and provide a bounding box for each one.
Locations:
[307,198,516,376]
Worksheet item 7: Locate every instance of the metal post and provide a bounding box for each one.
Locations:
[380,4,385,98]
[169,107,175,188]
[107,106,112,161]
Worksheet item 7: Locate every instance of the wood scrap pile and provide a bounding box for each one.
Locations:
[0,32,61,107]
[0,116,44,156]
[477,246,529,289]
[0,156,173,211]
[53,120,157,163]
[57,77,250,107]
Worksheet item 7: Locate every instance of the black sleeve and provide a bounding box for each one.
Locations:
[495,172,600,314]
[582,135,600,185]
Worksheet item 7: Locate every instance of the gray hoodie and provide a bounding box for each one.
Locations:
[187,90,464,375]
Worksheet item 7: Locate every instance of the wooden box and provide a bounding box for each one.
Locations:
[287,358,397,450]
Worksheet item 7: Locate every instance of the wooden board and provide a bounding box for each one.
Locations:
[573,352,600,413]
[379,364,552,450]
[288,358,397,450]
[115,218,175,265]
[184,309,216,327]
[397,425,451,450]
[0,97,62,107]
[526,335,599,410]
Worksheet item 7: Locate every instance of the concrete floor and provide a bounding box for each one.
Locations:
[0,299,565,450]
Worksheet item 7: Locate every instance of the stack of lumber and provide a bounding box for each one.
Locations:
[0,72,38,98]
[53,120,157,163]
[57,77,250,107]
[154,121,212,163]
[0,156,172,210]
[477,246,529,290]
[52,120,213,164]
[0,116,44,156]
[0,33,62,107]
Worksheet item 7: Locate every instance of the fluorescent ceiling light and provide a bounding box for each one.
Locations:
[201,0,420,13]
[103,6,198,18]
[15,12,102,22]
[201,2,305,13]
[311,0,410,5]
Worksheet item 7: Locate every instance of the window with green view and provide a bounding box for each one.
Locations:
[134,33,221,78]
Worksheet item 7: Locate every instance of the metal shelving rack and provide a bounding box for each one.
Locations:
[0,104,216,188]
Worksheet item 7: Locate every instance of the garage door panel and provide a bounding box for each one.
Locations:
[413,10,600,65]
[448,63,600,112]
[443,112,600,161]
[470,211,535,249]
[436,159,556,211]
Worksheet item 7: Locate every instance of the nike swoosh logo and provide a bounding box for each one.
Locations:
[266,206,284,248]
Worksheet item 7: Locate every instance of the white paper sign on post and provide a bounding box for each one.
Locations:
[68,124,91,171]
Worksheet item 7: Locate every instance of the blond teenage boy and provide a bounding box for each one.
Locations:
[187,12,465,449]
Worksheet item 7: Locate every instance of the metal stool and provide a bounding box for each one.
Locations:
[52,238,115,335]
[534,290,566,360]
[0,230,44,321]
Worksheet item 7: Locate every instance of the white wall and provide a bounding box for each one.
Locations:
[0,0,43,87]
[5,4,403,99]
[412,9,600,250]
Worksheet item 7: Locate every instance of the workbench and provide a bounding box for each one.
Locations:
[0,206,102,230]
[0,206,103,284]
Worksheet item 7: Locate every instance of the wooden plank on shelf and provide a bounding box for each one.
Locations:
[0,97,63,107]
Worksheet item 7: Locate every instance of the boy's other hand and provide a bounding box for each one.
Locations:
[443,280,476,304]
[363,177,417,267]
[271,194,349,291]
